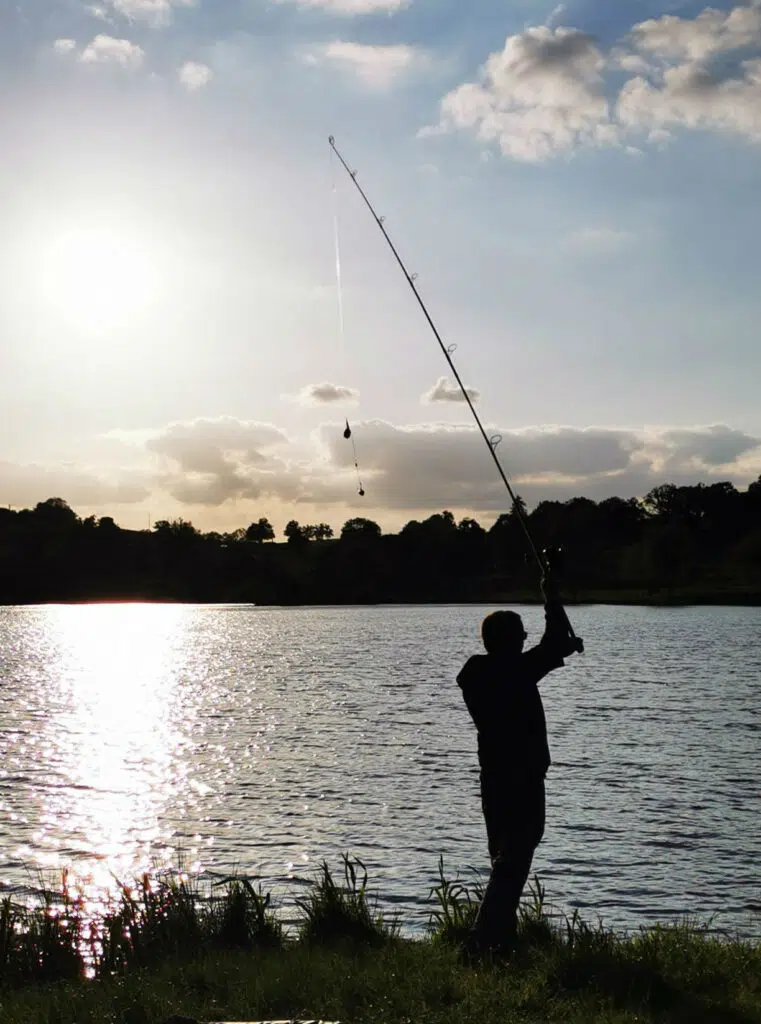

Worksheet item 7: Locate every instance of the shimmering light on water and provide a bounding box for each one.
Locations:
[1,605,196,913]
[0,603,759,938]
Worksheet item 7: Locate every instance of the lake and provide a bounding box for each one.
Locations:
[0,603,759,938]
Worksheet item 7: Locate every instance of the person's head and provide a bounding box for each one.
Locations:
[481,610,527,657]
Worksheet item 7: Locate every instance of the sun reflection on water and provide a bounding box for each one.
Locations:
[29,604,194,912]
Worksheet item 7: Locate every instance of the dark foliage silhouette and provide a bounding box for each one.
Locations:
[0,480,758,604]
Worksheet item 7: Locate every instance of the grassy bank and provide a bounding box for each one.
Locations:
[0,858,758,1023]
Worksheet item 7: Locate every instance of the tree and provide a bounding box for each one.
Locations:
[246,518,275,543]
[154,519,199,541]
[341,518,382,540]
[642,484,684,521]
[285,520,307,545]
[313,524,334,541]
[32,497,79,530]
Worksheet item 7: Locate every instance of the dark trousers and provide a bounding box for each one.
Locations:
[470,774,546,952]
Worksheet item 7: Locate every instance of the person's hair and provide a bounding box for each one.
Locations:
[481,610,525,655]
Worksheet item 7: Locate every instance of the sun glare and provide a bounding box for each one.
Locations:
[36,223,162,333]
[36,604,192,911]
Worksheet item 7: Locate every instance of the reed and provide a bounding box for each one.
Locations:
[0,856,758,1024]
[296,854,398,947]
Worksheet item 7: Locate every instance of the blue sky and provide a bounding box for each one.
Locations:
[1,0,760,532]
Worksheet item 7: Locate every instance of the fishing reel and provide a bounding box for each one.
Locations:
[543,545,566,575]
[523,545,566,574]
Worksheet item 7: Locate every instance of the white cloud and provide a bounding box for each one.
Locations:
[139,418,761,513]
[430,4,761,160]
[13,419,760,521]
[431,25,614,161]
[546,4,566,29]
[618,56,761,143]
[79,34,145,66]
[422,377,481,405]
[279,0,409,13]
[0,461,149,510]
[53,39,77,54]
[178,60,213,91]
[292,382,360,406]
[316,421,761,511]
[617,4,761,142]
[642,424,761,472]
[629,6,761,63]
[307,40,422,88]
[110,0,195,28]
[145,417,296,507]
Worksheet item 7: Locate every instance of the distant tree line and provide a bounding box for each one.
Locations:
[0,478,759,605]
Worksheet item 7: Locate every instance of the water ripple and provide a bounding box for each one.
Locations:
[0,602,759,938]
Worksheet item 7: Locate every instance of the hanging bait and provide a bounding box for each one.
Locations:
[346,417,368,493]
[328,135,583,651]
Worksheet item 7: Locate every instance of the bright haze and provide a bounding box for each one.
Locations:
[2,0,760,534]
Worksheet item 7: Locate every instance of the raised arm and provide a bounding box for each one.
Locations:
[522,576,582,682]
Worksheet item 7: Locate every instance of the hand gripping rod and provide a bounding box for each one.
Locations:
[328,136,583,652]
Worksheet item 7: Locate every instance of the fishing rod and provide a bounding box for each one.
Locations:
[328,136,583,653]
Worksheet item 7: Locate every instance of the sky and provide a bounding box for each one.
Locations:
[1,0,761,534]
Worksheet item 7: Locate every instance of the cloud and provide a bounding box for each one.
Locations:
[643,425,761,472]
[293,382,360,406]
[144,417,299,507]
[79,34,145,66]
[53,39,77,54]
[0,461,149,510]
[109,0,195,28]
[178,60,213,91]
[315,421,761,511]
[617,55,761,144]
[629,6,761,63]
[279,0,409,13]
[41,418,761,519]
[422,377,481,405]
[429,3,761,160]
[429,25,614,161]
[547,4,566,29]
[306,41,422,88]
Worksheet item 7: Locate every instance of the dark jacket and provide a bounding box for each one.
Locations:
[457,603,571,782]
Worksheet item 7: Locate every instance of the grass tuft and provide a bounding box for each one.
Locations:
[209,877,282,951]
[296,853,397,948]
[0,855,758,1024]
[427,855,483,946]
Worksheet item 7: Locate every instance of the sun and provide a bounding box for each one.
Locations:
[37,223,161,333]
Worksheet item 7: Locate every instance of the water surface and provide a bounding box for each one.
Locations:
[0,603,759,937]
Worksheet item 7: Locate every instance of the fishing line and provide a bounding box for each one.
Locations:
[343,420,365,498]
[331,145,366,498]
[328,135,583,650]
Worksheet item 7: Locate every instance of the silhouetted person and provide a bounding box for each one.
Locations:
[457,577,580,956]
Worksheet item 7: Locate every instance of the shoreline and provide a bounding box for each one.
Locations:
[1,862,758,1024]
[2,591,760,608]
